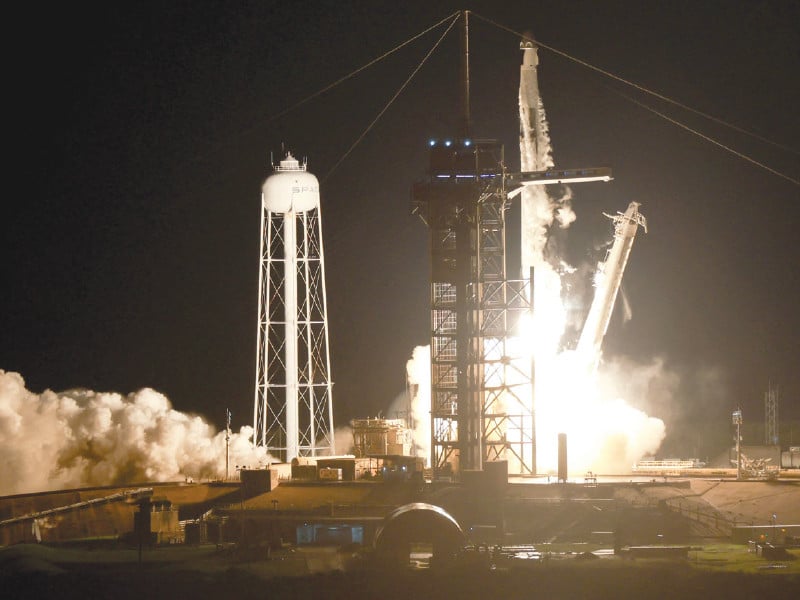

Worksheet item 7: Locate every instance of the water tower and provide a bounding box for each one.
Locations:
[253,152,335,461]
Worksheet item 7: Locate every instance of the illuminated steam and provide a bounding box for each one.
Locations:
[406,345,431,460]
[0,370,269,496]
[331,425,355,455]
[406,344,669,474]
[533,350,667,474]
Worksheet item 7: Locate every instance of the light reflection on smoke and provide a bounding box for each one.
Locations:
[405,343,668,475]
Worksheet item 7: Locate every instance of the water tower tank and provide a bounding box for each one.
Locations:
[262,153,319,213]
[254,151,335,463]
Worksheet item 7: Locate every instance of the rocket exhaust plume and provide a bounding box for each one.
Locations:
[0,370,271,496]
[519,35,575,271]
[516,36,665,475]
[406,345,432,463]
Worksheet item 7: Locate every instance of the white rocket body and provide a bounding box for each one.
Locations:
[519,42,552,174]
[519,41,555,272]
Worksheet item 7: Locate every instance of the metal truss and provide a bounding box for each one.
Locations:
[254,205,335,461]
[421,173,536,476]
[764,384,779,446]
[481,278,535,474]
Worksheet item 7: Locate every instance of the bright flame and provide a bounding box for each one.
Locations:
[406,332,668,476]
[527,348,666,474]
[509,246,667,475]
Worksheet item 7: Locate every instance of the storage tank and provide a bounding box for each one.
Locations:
[253,152,335,462]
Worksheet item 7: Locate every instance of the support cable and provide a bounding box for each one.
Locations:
[322,13,460,182]
[472,13,800,162]
[266,11,461,126]
[612,88,799,186]
[177,12,461,172]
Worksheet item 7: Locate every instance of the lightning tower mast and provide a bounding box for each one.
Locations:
[253,153,335,462]
[765,383,779,446]
[225,408,231,479]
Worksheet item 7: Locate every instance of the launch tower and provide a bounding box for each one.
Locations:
[253,153,335,462]
[412,14,612,479]
[412,138,527,476]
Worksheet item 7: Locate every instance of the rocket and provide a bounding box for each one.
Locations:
[519,39,552,174]
[518,36,556,273]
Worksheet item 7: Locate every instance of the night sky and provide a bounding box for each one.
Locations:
[4,1,798,455]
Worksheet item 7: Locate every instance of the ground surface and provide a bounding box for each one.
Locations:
[690,480,800,524]
[1,543,798,600]
[3,478,800,598]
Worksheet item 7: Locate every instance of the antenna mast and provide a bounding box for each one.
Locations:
[460,10,471,139]
[225,408,231,480]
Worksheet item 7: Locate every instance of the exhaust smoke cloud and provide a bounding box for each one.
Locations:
[0,370,269,496]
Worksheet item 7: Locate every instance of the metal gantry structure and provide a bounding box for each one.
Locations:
[411,12,613,479]
[412,141,610,478]
[253,153,335,462]
[412,139,531,476]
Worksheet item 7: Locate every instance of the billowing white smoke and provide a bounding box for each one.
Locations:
[404,343,668,475]
[406,345,431,463]
[0,370,270,496]
[534,351,668,474]
[331,425,354,455]
[520,186,577,270]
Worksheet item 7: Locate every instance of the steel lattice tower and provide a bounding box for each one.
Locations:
[412,140,536,477]
[765,383,779,446]
[253,153,335,462]
[409,13,610,479]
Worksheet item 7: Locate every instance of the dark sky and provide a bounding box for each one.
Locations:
[4,1,798,450]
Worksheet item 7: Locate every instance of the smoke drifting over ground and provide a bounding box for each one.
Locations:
[0,370,268,496]
[406,345,432,460]
[332,425,355,455]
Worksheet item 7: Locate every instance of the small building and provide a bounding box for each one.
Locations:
[352,418,412,457]
[132,495,180,545]
[316,458,356,481]
[240,468,281,495]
